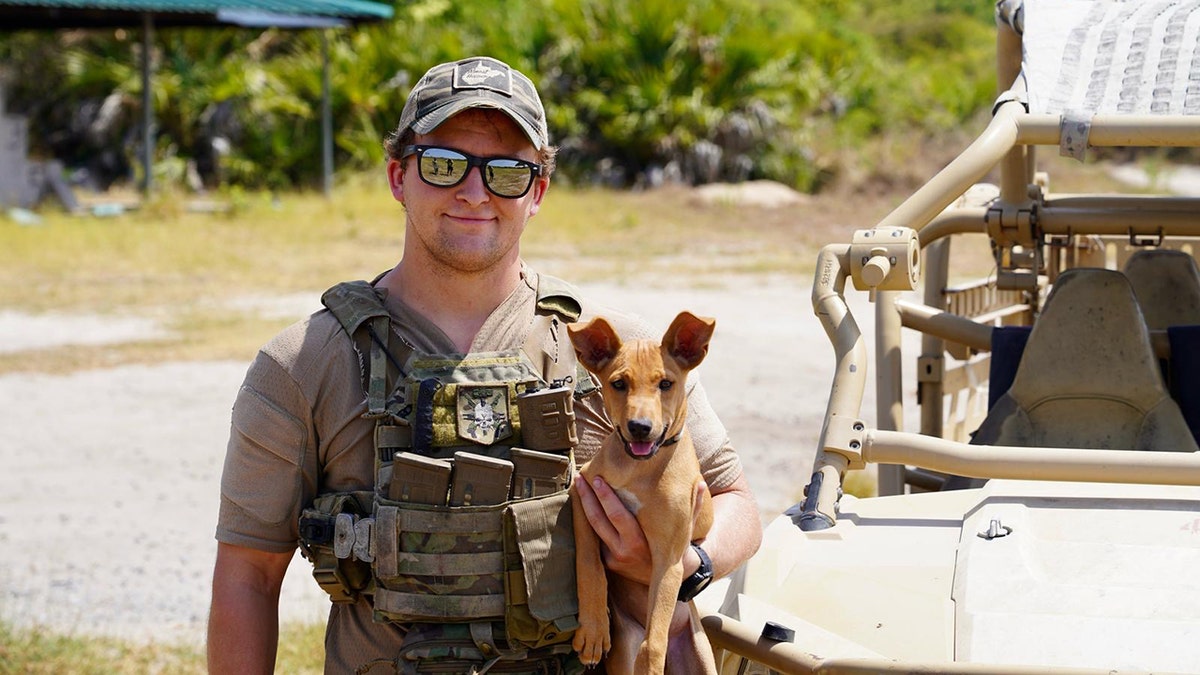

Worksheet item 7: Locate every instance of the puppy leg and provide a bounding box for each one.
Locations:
[664,602,719,675]
[634,557,685,675]
[572,483,610,666]
[603,596,645,675]
[692,477,714,541]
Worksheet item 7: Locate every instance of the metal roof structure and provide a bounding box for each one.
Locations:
[1021,0,1200,116]
[1,0,393,197]
[0,0,392,28]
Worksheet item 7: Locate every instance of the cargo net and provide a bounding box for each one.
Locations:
[1022,0,1200,115]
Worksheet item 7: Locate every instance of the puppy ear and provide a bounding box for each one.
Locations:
[568,317,623,373]
[663,311,716,370]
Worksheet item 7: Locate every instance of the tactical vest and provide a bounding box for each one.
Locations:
[297,275,593,674]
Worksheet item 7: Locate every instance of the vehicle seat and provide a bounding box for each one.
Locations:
[1124,249,1200,443]
[972,268,1198,452]
[1123,249,1200,329]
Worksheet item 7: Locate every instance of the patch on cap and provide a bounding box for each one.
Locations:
[452,58,513,96]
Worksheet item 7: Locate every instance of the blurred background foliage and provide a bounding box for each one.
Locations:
[0,0,997,193]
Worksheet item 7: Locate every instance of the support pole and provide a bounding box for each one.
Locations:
[321,30,333,198]
[875,291,905,496]
[141,12,154,194]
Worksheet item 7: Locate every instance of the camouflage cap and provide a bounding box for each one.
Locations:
[397,56,549,150]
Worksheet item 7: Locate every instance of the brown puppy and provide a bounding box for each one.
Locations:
[568,311,718,675]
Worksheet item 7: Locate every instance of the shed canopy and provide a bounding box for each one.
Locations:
[0,0,392,28]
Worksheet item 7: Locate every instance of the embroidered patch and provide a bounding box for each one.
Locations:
[457,385,512,445]
[452,58,513,95]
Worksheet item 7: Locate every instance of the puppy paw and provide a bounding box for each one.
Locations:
[572,618,611,666]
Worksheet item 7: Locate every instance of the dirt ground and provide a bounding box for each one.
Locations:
[0,175,937,645]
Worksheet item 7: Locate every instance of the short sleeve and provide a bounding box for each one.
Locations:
[215,352,311,552]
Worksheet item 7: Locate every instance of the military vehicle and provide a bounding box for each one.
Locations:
[697,1,1200,672]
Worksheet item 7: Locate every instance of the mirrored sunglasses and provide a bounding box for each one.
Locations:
[401,145,542,198]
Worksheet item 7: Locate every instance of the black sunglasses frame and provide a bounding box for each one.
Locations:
[400,145,543,198]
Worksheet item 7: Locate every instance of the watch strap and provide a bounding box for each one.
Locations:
[677,543,713,602]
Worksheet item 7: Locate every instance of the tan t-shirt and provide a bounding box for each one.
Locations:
[215,267,743,672]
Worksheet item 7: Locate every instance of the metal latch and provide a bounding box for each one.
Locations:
[978,518,1013,540]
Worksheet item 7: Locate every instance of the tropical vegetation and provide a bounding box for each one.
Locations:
[0,0,997,194]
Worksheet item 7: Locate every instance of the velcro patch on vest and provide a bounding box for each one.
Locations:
[456,384,513,445]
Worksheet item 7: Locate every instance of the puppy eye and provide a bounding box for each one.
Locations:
[658,379,673,391]
[610,379,627,391]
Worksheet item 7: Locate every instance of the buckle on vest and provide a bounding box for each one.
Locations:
[332,512,375,563]
[299,513,335,546]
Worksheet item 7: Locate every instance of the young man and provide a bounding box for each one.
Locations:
[207,55,761,674]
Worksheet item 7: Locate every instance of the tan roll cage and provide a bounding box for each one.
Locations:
[704,6,1200,671]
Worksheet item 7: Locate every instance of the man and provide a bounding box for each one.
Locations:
[208,55,761,674]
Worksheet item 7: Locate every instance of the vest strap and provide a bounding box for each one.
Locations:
[399,506,505,533]
[321,280,388,333]
[374,587,506,620]
[534,273,583,323]
[394,550,506,577]
[368,315,392,417]
[322,280,415,419]
[375,505,400,577]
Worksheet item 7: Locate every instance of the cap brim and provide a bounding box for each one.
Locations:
[410,98,545,150]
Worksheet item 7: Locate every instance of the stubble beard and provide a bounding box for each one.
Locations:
[411,218,526,278]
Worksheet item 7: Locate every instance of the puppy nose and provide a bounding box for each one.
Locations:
[626,419,653,440]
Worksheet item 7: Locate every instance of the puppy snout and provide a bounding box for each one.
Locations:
[626,418,653,440]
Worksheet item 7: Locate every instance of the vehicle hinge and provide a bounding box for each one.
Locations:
[986,203,1038,248]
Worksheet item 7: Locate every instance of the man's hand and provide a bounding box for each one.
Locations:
[575,475,653,584]
[575,476,709,585]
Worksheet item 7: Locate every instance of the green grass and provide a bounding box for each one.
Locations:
[0,620,324,674]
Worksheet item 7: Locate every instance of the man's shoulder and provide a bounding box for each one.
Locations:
[526,266,652,338]
[575,299,655,341]
[260,308,349,375]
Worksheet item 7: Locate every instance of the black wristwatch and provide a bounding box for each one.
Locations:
[677,543,713,602]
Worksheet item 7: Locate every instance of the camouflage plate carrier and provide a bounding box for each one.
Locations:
[297,275,596,675]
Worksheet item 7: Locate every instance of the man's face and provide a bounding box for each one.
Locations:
[387,109,549,275]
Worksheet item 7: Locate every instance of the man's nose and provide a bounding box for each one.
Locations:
[457,165,490,204]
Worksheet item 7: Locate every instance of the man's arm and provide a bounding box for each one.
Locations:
[207,542,294,674]
[690,473,761,580]
[575,472,761,585]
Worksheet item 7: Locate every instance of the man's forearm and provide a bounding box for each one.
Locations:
[207,543,291,674]
[694,473,762,580]
[208,583,281,673]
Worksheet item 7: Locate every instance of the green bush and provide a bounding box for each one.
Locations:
[0,0,996,193]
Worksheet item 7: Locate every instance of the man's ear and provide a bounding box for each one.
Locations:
[386,158,406,204]
[569,317,622,374]
[527,175,550,216]
[663,311,716,370]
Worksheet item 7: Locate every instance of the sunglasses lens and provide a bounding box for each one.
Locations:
[417,148,469,186]
[484,160,534,197]
[412,147,536,197]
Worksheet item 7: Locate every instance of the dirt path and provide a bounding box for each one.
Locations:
[0,276,910,645]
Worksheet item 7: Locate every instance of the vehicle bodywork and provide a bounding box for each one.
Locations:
[700,1,1200,672]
